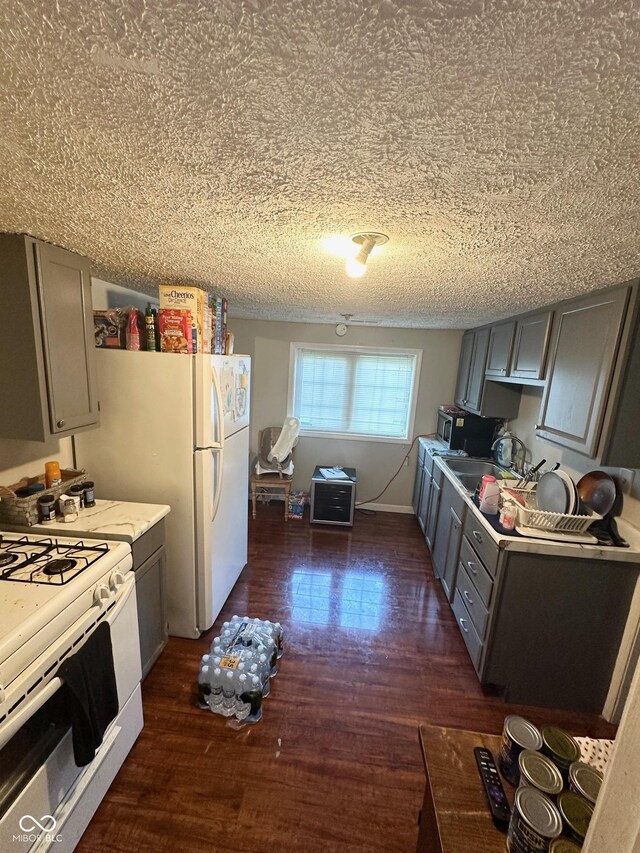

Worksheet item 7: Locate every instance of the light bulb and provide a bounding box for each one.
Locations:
[346,257,368,278]
[321,236,355,257]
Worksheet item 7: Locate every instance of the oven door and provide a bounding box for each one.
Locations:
[0,574,142,852]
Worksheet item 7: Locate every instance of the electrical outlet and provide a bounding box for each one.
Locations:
[616,468,635,495]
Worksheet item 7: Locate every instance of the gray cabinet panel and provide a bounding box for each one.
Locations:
[459,535,493,608]
[417,468,430,532]
[412,458,424,516]
[510,311,552,380]
[0,234,98,441]
[440,506,463,602]
[537,287,629,457]
[456,562,490,637]
[35,242,97,434]
[465,327,490,412]
[454,331,474,407]
[485,551,637,712]
[452,589,483,673]
[486,322,515,377]
[136,546,168,680]
[425,476,441,554]
[462,513,499,577]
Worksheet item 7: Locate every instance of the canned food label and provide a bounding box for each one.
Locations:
[508,812,548,853]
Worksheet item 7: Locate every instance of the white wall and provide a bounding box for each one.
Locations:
[508,385,640,528]
[91,277,157,312]
[232,319,463,510]
[0,436,74,488]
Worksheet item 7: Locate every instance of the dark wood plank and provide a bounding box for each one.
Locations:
[77,505,615,852]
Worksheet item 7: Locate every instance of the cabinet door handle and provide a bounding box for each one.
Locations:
[463,590,474,606]
[467,560,478,575]
[57,419,65,428]
[459,617,469,634]
[472,530,484,544]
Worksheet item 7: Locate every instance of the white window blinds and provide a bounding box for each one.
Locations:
[291,345,419,440]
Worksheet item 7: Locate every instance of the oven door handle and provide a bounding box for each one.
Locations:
[0,676,62,751]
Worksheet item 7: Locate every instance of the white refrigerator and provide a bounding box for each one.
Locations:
[74,349,251,638]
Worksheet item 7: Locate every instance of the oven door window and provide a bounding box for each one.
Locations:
[0,693,72,822]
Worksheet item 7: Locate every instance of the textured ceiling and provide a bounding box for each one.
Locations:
[1,1,640,328]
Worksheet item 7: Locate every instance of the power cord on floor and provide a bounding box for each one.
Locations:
[355,433,436,509]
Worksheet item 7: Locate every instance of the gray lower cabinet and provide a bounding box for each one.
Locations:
[417,470,431,533]
[132,521,168,679]
[431,474,466,598]
[450,497,639,712]
[0,233,98,442]
[425,467,442,555]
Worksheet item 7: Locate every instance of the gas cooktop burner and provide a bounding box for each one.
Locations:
[0,552,18,568]
[43,558,76,576]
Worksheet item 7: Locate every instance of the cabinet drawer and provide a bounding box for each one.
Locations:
[456,562,490,637]
[459,535,493,608]
[463,513,499,577]
[452,589,483,671]
[132,520,166,569]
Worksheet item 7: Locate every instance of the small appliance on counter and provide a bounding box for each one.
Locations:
[436,406,501,458]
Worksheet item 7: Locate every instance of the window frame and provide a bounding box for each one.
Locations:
[287,342,422,444]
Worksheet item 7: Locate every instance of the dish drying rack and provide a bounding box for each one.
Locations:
[501,486,602,534]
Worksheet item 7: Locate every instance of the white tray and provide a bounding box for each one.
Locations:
[516,525,598,545]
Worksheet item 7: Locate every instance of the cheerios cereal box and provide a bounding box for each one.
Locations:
[159,286,206,353]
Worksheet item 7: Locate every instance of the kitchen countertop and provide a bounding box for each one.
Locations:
[3,499,170,543]
[421,438,640,564]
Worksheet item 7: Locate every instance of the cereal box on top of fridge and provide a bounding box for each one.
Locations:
[159,308,193,354]
[159,286,206,352]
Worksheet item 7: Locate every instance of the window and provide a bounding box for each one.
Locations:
[288,343,421,442]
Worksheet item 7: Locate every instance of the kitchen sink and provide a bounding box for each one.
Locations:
[444,459,511,479]
[443,458,514,493]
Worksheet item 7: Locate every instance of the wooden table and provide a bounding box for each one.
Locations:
[417,725,514,853]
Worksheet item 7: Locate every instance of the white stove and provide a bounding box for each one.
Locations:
[0,529,141,853]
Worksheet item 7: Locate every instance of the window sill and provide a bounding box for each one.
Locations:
[298,429,411,445]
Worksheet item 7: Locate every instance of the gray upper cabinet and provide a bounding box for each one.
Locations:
[536,286,630,458]
[485,321,515,377]
[510,311,552,380]
[454,331,474,408]
[0,234,99,442]
[454,327,520,418]
[465,327,490,411]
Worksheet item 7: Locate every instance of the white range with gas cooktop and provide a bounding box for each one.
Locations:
[0,531,142,853]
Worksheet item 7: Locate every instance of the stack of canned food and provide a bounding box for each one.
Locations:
[498,715,604,851]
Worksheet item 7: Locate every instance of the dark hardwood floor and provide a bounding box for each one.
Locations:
[78,505,615,852]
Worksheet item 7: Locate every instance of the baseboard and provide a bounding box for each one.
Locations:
[356,502,414,514]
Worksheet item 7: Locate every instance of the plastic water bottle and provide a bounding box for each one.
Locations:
[198,665,211,705]
[209,667,223,707]
[236,673,251,719]
[258,653,271,696]
[222,670,236,716]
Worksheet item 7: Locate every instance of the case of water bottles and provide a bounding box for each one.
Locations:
[197,616,285,724]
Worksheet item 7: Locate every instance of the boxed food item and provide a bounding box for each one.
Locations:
[287,490,308,521]
[159,308,193,354]
[93,310,125,348]
[159,286,206,353]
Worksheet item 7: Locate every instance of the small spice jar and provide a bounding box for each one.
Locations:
[68,484,85,510]
[82,480,96,508]
[37,494,56,524]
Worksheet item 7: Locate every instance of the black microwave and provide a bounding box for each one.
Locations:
[436,408,501,457]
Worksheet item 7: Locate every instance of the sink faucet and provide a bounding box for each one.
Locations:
[491,435,527,476]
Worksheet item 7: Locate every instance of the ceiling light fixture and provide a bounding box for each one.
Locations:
[345,232,388,278]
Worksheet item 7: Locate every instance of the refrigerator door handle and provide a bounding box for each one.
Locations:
[210,447,224,522]
[212,365,225,447]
